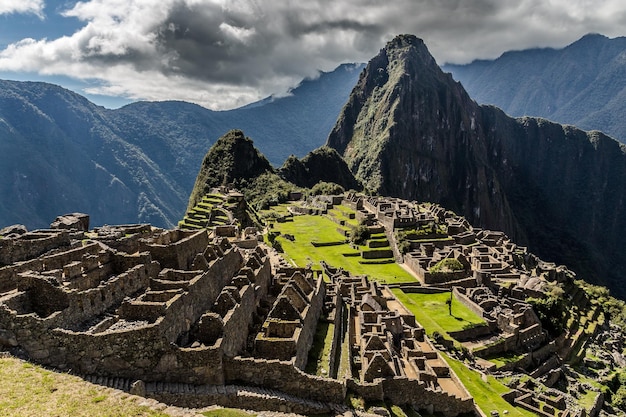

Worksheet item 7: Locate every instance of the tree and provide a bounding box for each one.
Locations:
[349,224,370,245]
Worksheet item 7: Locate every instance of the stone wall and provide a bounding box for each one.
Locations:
[294,277,326,369]
[361,249,393,259]
[215,252,271,357]
[328,293,345,378]
[0,230,71,266]
[148,383,333,415]
[347,377,473,415]
[139,229,209,270]
[224,356,346,403]
[0,242,100,293]
[0,239,247,385]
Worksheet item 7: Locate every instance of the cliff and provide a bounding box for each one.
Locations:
[327,34,626,296]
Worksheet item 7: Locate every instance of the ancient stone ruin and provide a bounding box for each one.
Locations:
[0,209,474,416]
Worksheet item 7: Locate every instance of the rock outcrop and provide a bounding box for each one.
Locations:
[279,146,362,190]
[327,34,626,297]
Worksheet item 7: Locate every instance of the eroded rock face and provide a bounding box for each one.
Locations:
[50,213,90,231]
[327,34,626,296]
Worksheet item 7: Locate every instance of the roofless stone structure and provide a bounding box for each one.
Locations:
[0,210,475,416]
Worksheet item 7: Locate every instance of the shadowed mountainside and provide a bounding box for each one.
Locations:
[445,33,626,144]
[0,64,363,229]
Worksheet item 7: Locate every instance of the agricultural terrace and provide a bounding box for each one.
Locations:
[267,205,417,284]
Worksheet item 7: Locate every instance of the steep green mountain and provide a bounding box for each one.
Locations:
[186,130,273,211]
[0,64,363,229]
[327,34,626,298]
[444,33,626,143]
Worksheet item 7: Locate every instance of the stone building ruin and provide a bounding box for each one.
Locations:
[0,211,476,416]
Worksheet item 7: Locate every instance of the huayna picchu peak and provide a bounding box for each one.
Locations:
[328,34,626,299]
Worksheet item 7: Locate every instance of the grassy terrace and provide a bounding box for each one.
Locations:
[271,211,416,284]
[443,354,536,417]
[391,289,485,336]
[0,356,171,417]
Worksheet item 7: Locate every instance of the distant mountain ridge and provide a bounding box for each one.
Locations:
[327,34,626,297]
[0,63,363,229]
[444,33,626,143]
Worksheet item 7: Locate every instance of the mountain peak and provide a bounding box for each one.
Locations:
[326,35,626,298]
[186,130,273,211]
[327,33,478,196]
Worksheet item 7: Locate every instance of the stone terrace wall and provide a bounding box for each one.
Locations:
[382,378,473,415]
[224,356,346,403]
[347,377,473,415]
[149,383,333,415]
[0,230,71,266]
[0,242,101,293]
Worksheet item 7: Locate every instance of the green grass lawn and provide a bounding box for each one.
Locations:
[391,289,485,335]
[485,351,526,368]
[442,353,536,417]
[0,357,171,417]
[272,213,416,284]
[328,205,359,227]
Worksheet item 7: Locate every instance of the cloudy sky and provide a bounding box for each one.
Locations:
[1,0,626,109]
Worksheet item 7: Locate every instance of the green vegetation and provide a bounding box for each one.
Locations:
[391,289,485,336]
[578,279,626,329]
[241,172,301,211]
[527,292,567,336]
[187,130,273,211]
[442,354,536,417]
[485,352,526,368]
[349,223,371,245]
[0,357,171,417]
[270,210,415,284]
[428,258,464,274]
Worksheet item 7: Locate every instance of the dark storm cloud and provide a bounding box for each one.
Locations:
[1,0,626,109]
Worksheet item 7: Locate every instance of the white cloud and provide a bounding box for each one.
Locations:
[0,0,45,17]
[2,0,626,109]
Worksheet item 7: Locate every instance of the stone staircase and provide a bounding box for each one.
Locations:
[83,375,335,415]
[179,194,230,230]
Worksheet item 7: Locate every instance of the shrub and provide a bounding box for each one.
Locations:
[272,239,284,253]
[527,295,566,336]
[429,258,464,274]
